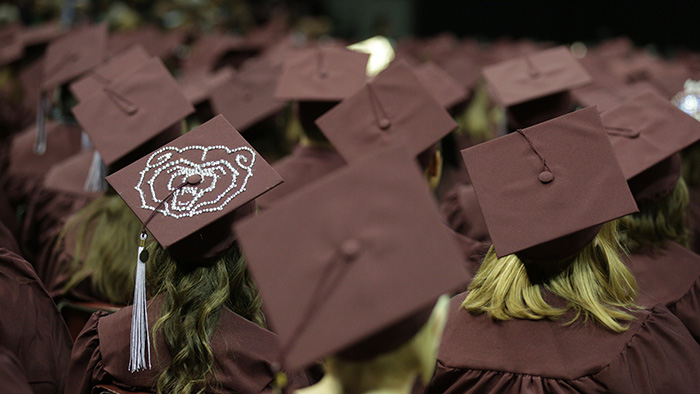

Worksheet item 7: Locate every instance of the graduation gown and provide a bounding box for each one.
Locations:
[0,248,73,394]
[427,292,700,394]
[625,241,700,342]
[0,346,34,394]
[255,145,346,210]
[66,295,312,394]
[440,183,490,243]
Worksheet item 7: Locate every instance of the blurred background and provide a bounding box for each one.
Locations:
[4,0,699,54]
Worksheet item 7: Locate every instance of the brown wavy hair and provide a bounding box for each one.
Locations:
[619,178,691,253]
[60,194,141,305]
[462,221,639,333]
[146,241,265,394]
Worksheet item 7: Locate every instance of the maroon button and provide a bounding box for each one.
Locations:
[339,239,361,260]
[187,174,202,185]
[378,118,391,130]
[538,171,554,183]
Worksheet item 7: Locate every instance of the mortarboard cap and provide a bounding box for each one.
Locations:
[106,114,282,260]
[210,60,286,131]
[70,45,152,102]
[8,121,82,181]
[72,57,194,167]
[19,21,64,47]
[0,24,25,66]
[315,61,457,162]
[482,45,592,108]
[413,62,470,109]
[463,107,638,262]
[41,24,108,91]
[43,149,104,197]
[275,46,369,101]
[182,32,261,72]
[108,25,184,60]
[234,145,468,371]
[179,66,235,106]
[600,91,700,203]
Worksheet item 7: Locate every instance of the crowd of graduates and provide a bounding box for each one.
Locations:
[2,2,700,393]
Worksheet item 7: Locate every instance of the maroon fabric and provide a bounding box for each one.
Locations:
[440,183,490,243]
[427,293,700,394]
[256,145,346,210]
[4,122,82,206]
[65,296,311,394]
[22,183,98,279]
[626,241,700,343]
[448,228,490,284]
[0,221,21,256]
[0,347,33,394]
[0,248,73,394]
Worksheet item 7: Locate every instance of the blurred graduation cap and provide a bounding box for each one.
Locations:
[234,144,468,371]
[462,107,637,262]
[182,32,261,72]
[108,25,184,60]
[72,57,194,168]
[413,62,470,110]
[70,45,152,102]
[178,66,235,107]
[601,91,700,204]
[315,60,457,162]
[36,24,109,154]
[210,60,286,131]
[482,45,592,129]
[106,114,282,372]
[0,24,25,67]
[41,24,109,92]
[274,46,370,102]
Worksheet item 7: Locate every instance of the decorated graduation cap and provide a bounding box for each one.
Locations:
[600,91,700,204]
[69,45,152,102]
[463,107,638,263]
[483,46,592,129]
[210,60,286,131]
[413,62,470,110]
[234,144,468,372]
[72,57,194,168]
[315,60,457,162]
[274,46,370,101]
[106,114,283,372]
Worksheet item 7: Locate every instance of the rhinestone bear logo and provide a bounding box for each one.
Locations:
[135,145,256,218]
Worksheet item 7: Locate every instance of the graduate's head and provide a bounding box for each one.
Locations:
[314,60,457,191]
[460,108,640,332]
[482,46,592,130]
[235,145,469,390]
[107,115,282,392]
[274,45,370,146]
[600,91,700,252]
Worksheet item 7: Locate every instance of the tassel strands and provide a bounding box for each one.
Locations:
[129,232,152,373]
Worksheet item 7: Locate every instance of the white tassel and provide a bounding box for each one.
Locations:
[34,94,48,155]
[81,131,93,150]
[129,233,151,372]
[83,150,106,192]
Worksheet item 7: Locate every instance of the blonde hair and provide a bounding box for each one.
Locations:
[462,221,639,333]
[619,177,690,253]
[60,194,142,305]
[323,296,450,391]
